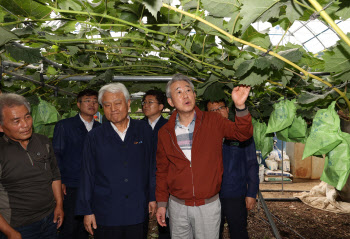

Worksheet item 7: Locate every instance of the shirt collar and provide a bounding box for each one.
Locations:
[110,116,130,134]
[148,115,161,130]
[175,112,196,129]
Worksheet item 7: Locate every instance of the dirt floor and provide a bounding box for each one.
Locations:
[147,179,350,239]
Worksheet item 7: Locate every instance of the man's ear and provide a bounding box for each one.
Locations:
[158,104,164,112]
[127,99,131,109]
[77,101,81,111]
[0,125,3,132]
[167,98,174,107]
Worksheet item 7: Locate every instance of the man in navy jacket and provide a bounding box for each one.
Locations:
[76,83,156,239]
[53,89,101,239]
[141,90,169,239]
[207,100,259,239]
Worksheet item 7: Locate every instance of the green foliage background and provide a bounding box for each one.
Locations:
[1,0,350,126]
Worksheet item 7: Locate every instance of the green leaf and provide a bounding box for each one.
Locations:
[254,57,271,70]
[61,21,78,34]
[223,11,241,34]
[235,60,255,78]
[47,66,57,75]
[323,39,350,74]
[203,82,226,101]
[5,44,41,64]
[142,0,162,19]
[197,16,223,34]
[0,27,19,47]
[273,70,293,86]
[196,75,219,97]
[298,90,333,104]
[240,0,280,34]
[66,46,80,55]
[241,25,271,49]
[58,0,82,11]
[285,0,304,23]
[0,0,52,19]
[201,0,240,17]
[268,48,303,70]
[335,1,350,20]
[239,71,269,86]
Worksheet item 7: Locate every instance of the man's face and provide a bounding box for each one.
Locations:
[0,105,33,142]
[142,95,163,119]
[167,81,196,113]
[77,95,99,118]
[102,91,130,124]
[207,101,229,119]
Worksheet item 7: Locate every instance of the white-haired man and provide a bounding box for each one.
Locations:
[0,93,63,239]
[76,83,156,239]
[156,73,253,239]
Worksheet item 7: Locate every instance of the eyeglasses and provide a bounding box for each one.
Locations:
[142,101,159,106]
[81,100,99,104]
[209,106,226,112]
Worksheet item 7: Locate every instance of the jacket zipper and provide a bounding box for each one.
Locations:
[26,152,34,166]
[166,115,203,206]
[190,117,202,206]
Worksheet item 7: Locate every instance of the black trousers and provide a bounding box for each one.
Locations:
[59,187,89,239]
[95,223,144,239]
[219,196,249,239]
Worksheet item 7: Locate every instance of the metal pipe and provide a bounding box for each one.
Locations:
[259,197,301,202]
[42,75,175,82]
[3,70,76,97]
[260,189,309,193]
[258,190,282,239]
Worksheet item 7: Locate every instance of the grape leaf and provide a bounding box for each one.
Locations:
[201,0,240,17]
[235,60,255,78]
[142,0,162,19]
[323,39,350,74]
[239,71,269,86]
[0,27,19,47]
[240,0,280,34]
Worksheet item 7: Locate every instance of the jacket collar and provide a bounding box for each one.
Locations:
[164,106,203,138]
[104,117,134,142]
[74,113,100,132]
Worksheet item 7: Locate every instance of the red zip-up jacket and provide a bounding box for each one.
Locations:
[156,106,253,207]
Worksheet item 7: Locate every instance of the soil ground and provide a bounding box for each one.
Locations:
[147,179,350,239]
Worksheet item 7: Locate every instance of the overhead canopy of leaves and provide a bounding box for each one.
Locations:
[0,0,350,123]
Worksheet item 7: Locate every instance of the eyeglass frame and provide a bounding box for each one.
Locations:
[141,100,160,106]
[209,105,227,112]
[80,99,99,105]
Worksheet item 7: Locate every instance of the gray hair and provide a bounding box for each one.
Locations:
[0,93,31,125]
[166,73,195,99]
[98,83,130,104]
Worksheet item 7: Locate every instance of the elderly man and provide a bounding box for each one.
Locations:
[76,83,156,239]
[207,100,259,239]
[0,93,63,239]
[156,74,253,239]
[53,89,100,239]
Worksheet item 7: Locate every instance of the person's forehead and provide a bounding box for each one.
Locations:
[3,105,30,118]
[145,95,157,100]
[207,101,225,109]
[81,95,97,99]
[102,91,125,102]
[171,81,191,89]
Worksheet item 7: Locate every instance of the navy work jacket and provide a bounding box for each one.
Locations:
[142,115,168,149]
[220,137,259,199]
[75,119,155,226]
[52,114,101,187]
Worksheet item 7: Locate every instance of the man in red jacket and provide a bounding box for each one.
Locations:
[156,73,253,239]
